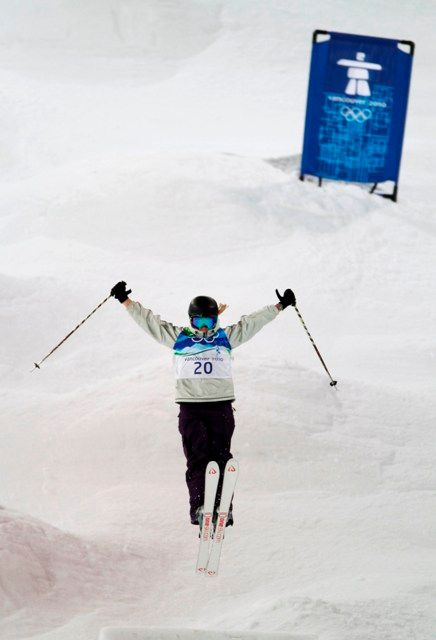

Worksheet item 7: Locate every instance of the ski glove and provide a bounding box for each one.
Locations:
[111,281,132,303]
[275,288,296,309]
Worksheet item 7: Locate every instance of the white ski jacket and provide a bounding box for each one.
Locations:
[125,300,280,403]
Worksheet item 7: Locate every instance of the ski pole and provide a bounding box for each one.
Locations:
[294,305,337,387]
[31,293,114,372]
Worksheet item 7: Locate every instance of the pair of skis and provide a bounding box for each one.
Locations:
[196,458,239,576]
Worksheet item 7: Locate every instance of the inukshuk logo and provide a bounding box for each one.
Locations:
[337,51,382,96]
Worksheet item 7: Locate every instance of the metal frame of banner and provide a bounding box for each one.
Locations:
[299,174,399,202]
[299,30,415,204]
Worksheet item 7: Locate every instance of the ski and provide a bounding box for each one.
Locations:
[206,458,239,577]
[196,461,220,574]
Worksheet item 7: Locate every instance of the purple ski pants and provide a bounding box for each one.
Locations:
[178,400,235,523]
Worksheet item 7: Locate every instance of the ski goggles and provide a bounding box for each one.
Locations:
[190,315,218,330]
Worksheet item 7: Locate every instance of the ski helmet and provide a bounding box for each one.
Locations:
[188,295,219,318]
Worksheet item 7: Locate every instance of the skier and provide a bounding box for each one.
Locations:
[111,281,296,528]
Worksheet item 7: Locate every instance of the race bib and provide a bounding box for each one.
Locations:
[175,349,232,379]
[173,329,233,380]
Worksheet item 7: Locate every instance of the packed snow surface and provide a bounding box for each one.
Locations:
[98,629,312,640]
[1,1,435,639]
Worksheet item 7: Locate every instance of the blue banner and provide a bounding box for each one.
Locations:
[301,31,413,187]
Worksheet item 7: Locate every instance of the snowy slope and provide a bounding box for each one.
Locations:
[0,1,435,639]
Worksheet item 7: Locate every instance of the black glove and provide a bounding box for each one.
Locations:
[275,288,296,309]
[111,281,132,303]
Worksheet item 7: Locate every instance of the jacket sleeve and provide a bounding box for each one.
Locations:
[224,304,280,349]
[125,300,182,348]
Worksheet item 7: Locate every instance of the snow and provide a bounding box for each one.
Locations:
[99,630,312,640]
[0,1,435,639]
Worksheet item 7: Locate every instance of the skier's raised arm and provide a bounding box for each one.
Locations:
[223,288,296,349]
[111,281,182,348]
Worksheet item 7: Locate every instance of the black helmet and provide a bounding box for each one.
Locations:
[188,295,218,318]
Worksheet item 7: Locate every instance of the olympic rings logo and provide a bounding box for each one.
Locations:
[340,106,372,123]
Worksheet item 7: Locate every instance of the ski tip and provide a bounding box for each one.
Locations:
[206,570,218,577]
[206,460,220,475]
[226,458,239,472]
